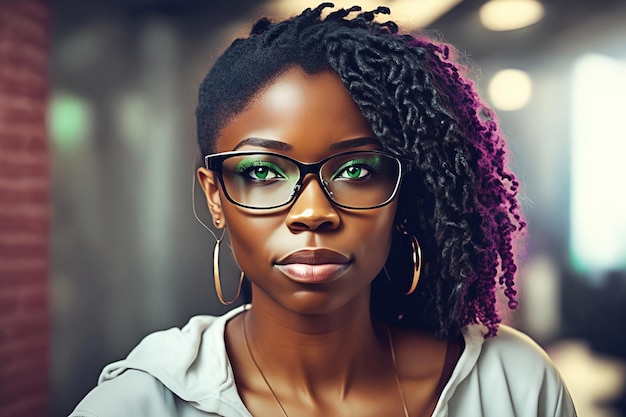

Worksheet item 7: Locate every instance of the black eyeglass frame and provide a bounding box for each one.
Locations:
[204,150,413,210]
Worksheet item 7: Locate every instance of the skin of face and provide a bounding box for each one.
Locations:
[197,67,399,318]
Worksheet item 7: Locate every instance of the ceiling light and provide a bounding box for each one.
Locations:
[488,68,533,111]
[479,0,544,31]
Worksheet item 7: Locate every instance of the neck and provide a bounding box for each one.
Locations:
[243,289,388,398]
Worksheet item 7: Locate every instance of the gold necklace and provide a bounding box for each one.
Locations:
[241,312,410,417]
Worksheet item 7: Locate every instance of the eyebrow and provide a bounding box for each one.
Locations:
[233,138,292,151]
[232,136,381,151]
[329,137,382,150]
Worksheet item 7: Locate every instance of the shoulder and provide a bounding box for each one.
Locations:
[470,324,566,390]
[478,324,555,371]
[100,307,246,384]
[71,307,248,417]
[444,324,577,417]
[70,370,177,417]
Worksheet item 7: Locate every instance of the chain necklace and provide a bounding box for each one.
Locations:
[241,312,410,417]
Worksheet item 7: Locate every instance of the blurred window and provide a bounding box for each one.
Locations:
[570,53,626,274]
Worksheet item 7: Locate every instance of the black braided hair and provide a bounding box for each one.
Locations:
[196,3,526,338]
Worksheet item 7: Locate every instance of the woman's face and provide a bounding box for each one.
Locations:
[198,67,398,315]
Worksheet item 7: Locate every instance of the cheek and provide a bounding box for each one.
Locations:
[344,202,397,279]
[350,206,397,269]
[220,204,283,271]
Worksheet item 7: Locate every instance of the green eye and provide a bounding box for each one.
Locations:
[343,166,365,179]
[235,159,286,182]
[332,156,381,181]
[250,166,271,180]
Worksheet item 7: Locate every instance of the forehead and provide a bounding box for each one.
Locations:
[214,67,378,160]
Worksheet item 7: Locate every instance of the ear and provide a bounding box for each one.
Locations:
[197,167,224,227]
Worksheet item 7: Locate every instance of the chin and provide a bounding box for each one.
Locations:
[278,288,370,317]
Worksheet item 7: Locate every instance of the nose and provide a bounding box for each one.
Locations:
[285,174,340,232]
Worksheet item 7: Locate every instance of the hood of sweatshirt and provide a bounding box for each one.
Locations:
[99,305,251,416]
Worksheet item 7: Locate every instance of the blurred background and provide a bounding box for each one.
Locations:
[26,0,626,415]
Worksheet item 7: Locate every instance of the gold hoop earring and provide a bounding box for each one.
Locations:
[404,233,421,295]
[191,167,243,304]
[385,223,421,296]
[213,229,244,305]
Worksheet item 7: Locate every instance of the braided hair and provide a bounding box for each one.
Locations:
[196,3,526,338]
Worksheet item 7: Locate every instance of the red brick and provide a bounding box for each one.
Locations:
[0,190,48,206]
[0,243,48,261]
[0,269,47,287]
[0,334,48,367]
[0,1,51,415]
[0,162,46,178]
[0,310,48,335]
[0,214,48,234]
[0,136,49,154]
[0,176,48,189]
[0,232,46,245]
[0,393,48,417]
[0,340,47,379]
[0,293,19,315]
[0,370,48,406]
[0,106,46,126]
[19,287,48,312]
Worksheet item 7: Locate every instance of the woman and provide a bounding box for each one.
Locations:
[71,4,576,416]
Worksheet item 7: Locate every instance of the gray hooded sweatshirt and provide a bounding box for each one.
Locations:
[70,305,576,417]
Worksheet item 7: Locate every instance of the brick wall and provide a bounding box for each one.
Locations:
[0,1,51,416]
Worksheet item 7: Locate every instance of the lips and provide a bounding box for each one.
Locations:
[275,249,351,283]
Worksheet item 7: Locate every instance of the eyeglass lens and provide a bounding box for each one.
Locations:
[219,152,401,209]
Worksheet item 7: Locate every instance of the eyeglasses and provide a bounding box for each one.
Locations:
[205,150,411,210]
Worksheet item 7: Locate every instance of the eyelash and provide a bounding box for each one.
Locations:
[333,157,381,178]
[235,160,285,178]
